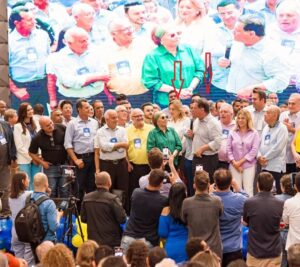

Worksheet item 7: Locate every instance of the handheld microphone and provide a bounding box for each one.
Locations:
[225,44,231,59]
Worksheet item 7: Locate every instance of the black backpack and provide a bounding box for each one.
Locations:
[15,194,49,244]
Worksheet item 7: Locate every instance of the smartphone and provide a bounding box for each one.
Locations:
[196,164,203,172]
[163,147,169,160]
[114,247,124,257]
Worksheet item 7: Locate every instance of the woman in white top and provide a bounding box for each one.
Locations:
[9,172,34,266]
[175,0,217,55]
[14,102,41,190]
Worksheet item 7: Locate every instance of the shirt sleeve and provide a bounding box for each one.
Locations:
[112,197,127,224]
[263,127,288,160]
[46,200,58,233]
[282,201,289,224]
[147,130,157,152]
[142,53,163,91]
[158,215,170,239]
[226,132,234,162]
[208,121,222,152]
[244,131,260,162]
[29,135,39,154]
[64,122,74,150]
[97,129,115,152]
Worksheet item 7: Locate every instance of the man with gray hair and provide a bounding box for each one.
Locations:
[94,109,129,211]
[81,171,126,248]
[258,105,288,193]
[47,26,110,106]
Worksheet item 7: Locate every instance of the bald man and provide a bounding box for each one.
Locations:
[81,172,126,248]
[258,105,288,193]
[31,173,63,243]
[29,116,68,197]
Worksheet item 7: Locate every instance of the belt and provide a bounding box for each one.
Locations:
[101,158,125,165]
[75,152,94,158]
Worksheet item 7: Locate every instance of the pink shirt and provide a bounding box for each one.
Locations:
[227,129,260,169]
[218,121,236,162]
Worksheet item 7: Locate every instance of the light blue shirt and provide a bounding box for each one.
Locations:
[258,121,288,173]
[226,38,291,94]
[64,116,99,154]
[9,29,50,82]
[211,23,232,90]
[50,46,108,97]
[95,9,119,27]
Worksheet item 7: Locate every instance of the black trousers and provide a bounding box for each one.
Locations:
[192,154,219,183]
[100,158,129,212]
[129,163,150,198]
[222,249,243,267]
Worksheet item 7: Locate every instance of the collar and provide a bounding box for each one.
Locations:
[156,127,170,133]
[156,44,185,56]
[245,38,266,51]
[268,120,280,129]
[257,191,273,197]
[104,125,119,131]
[77,116,91,123]
[199,113,211,122]
[12,28,35,41]
[63,46,89,57]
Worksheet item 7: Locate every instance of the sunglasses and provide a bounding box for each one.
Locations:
[160,116,168,120]
[167,32,182,38]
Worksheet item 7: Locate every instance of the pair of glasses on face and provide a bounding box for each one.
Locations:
[167,31,182,38]
[50,137,55,147]
[160,115,169,120]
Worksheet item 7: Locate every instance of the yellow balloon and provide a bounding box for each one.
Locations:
[72,234,83,248]
[75,217,88,241]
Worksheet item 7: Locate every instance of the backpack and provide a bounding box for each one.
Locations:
[15,194,49,244]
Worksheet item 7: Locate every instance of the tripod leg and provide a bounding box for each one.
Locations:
[73,204,85,242]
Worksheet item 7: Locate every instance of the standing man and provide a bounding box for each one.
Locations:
[0,101,7,121]
[92,100,105,127]
[243,172,284,267]
[141,102,154,125]
[191,99,222,182]
[64,99,99,205]
[280,93,300,174]
[8,6,50,110]
[126,109,153,198]
[29,116,68,197]
[181,170,223,258]
[0,120,16,218]
[81,172,126,248]
[94,109,129,211]
[258,105,288,194]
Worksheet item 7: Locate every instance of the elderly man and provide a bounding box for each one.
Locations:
[72,3,111,46]
[0,101,7,121]
[47,27,110,107]
[102,18,153,97]
[258,105,288,193]
[218,103,235,169]
[126,108,153,198]
[29,116,68,197]
[94,109,129,211]
[280,93,300,173]
[116,105,129,128]
[9,6,50,110]
[219,13,291,99]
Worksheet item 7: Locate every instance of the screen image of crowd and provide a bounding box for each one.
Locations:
[1,0,300,266]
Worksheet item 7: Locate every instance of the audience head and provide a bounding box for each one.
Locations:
[148,169,165,188]
[169,183,187,223]
[50,108,63,124]
[148,148,164,169]
[33,172,49,192]
[76,240,99,267]
[147,247,167,267]
[194,170,210,193]
[36,241,55,262]
[280,174,296,196]
[65,27,89,55]
[4,108,18,126]
[125,240,149,267]
[95,172,112,189]
[42,244,75,267]
[288,243,300,267]
[257,172,274,192]
[190,249,220,267]
[33,103,44,115]
[227,259,247,267]
[98,256,126,267]
[186,238,208,260]
[104,109,118,129]
[94,245,114,266]
[213,169,232,191]
[10,172,29,199]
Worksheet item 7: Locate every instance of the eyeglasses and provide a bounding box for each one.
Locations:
[167,32,182,38]
[160,116,168,120]
[132,114,143,118]
[50,136,55,147]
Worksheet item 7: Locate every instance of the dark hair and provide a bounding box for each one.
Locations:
[186,238,207,260]
[116,94,128,102]
[240,99,249,104]
[227,259,248,267]
[168,90,177,96]
[76,98,88,113]
[10,172,28,199]
[100,256,127,267]
[124,1,144,13]
[59,100,73,110]
[257,172,274,192]
[232,98,242,106]
[149,169,165,187]
[148,247,167,267]
[9,6,29,30]
[17,102,36,135]
[141,102,153,111]
[92,100,104,109]
[213,169,232,191]
[217,0,240,9]
[295,173,300,192]
[239,14,265,37]
[148,148,163,169]
[194,171,210,192]
[215,99,226,109]
[194,99,210,114]
[280,175,295,196]
[126,240,148,267]
[169,183,187,224]
[33,103,44,115]
[94,245,113,266]
[288,244,300,267]
[252,88,267,102]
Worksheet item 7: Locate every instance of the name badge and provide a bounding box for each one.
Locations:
[0,134,7,145]
[27,47,38,61]
[77,67,90,75]
[116,60,131,75]
[281,39,295,49]
[83,128,91,137]
[222,129,229,139]
[264,134,271,145]
[110,137,117,143]
[134,138,141,149]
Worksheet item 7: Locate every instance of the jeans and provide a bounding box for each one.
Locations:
[11,235,35,266]
[121,235,153,253]
[44,165,68,198]
[18,163,42,190]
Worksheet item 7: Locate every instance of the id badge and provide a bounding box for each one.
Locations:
[281,39,295,49]
[264,134,271,145]
[222,129,229,139]
[0,134,7,145]
[134,138,141,149]
[110,137,117,143]
[116,60,131,75]
[83,128,91,137]
[77,67,90,75]
[27,47,38,61]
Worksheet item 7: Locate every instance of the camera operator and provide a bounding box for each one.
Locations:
[29,116,68,197]
[81,172,126,248]
[139,148,182,197]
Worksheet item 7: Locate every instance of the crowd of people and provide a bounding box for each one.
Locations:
[0,87,300,267]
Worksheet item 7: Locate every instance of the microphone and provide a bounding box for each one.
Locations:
[225,44,231,59]
[190,119,193,130]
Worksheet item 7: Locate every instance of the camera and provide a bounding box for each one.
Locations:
[114,247,124,257]
[163,148,169,160]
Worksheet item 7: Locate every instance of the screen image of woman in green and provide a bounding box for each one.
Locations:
[141,23,205,108]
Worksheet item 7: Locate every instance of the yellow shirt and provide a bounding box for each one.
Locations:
[126,123,154,164]
[295,129,300,153]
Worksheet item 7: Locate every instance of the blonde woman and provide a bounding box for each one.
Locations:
[227,109,260,196]
[175,0,217,55]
